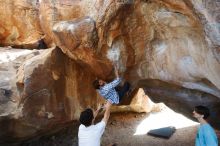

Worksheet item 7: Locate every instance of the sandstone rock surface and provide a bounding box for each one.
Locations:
[0,0,220,143]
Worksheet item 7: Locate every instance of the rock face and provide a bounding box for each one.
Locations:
[0,0,43,48]
[191,0,220,62]
[0,47,100,142]
[0,0,220,143]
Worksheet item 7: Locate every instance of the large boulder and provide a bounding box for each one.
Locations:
[0,47,100,143]
[0,0,220,143]
[52,17,110,78]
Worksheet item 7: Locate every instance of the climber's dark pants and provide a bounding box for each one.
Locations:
[115,82,130,102]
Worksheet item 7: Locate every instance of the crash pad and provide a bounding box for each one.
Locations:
[147,126,176,139]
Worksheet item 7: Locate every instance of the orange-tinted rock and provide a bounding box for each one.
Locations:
[0,0,43,48]
[0,0,220,143]
[0,47,103,142]
[52,17,111,77]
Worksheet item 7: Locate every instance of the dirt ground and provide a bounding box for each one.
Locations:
[21,113,197,146]
[19,109,220,146]
[101,112,198,146]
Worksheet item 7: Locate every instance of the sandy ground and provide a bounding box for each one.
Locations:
[102,113,198,146]
[19,108,220,146]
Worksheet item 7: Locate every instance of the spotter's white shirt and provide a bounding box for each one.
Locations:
[78,121,106,146]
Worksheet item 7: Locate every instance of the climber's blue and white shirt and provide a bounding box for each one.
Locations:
[98,78,121,104]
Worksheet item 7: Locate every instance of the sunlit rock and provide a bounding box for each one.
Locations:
[190,0,220,84]
[0,0,220,143]
[0,0,43,48]
[0,47,101,142]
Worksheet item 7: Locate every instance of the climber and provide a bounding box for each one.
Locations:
[78,102,112,146]
[92,64,131,105]
[193,105,218,146]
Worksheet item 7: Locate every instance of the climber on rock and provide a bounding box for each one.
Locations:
[92,64,131,105]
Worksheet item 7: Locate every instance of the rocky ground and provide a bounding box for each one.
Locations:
[16,108,219,146]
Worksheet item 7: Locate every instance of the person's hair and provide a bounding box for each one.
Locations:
[194,105,210,119]
[93,79,100,89]
[79,108,94,126]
